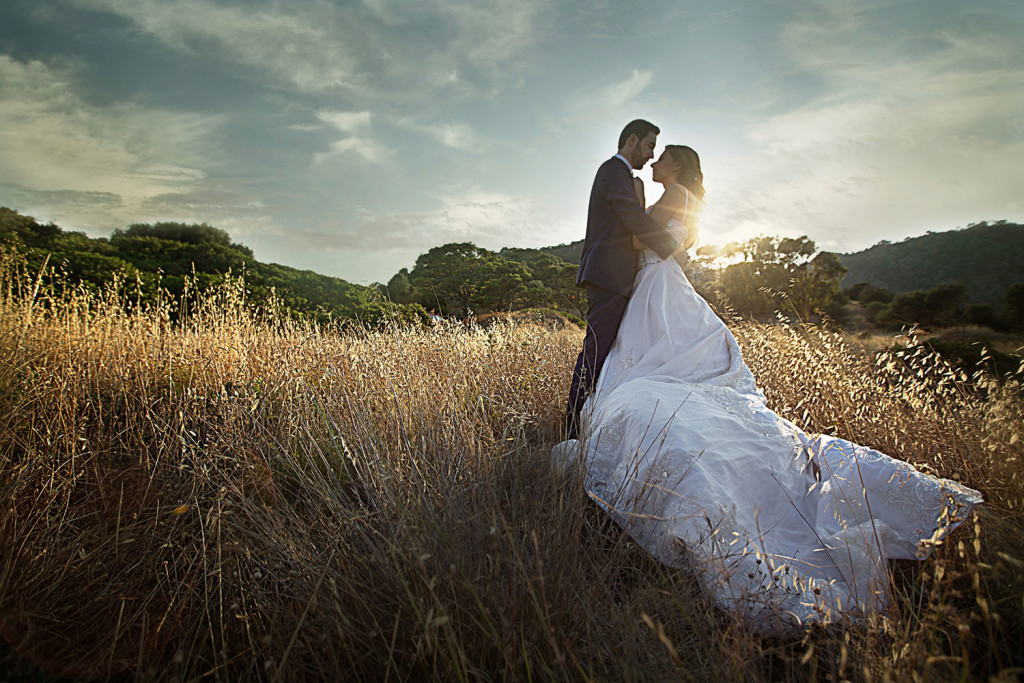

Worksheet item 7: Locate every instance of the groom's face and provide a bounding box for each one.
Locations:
[630,132,658,169]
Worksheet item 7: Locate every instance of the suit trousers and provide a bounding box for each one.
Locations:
[564,284,629,439]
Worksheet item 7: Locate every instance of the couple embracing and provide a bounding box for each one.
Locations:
[554,120,981,631]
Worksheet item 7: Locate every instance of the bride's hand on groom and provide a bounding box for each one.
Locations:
[632,235,644,250]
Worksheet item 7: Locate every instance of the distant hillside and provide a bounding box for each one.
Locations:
[837,221,1024,307]
[536,222,1024,308]
[539,241,583,265]
[0,207,398,325]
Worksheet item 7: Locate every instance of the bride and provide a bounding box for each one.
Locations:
[553,144,982,630]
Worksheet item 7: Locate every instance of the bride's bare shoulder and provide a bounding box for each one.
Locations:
[660,183,690,206]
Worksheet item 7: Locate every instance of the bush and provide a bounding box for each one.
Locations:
[964,304,1008,332]
[878,281,967,328]
[845,282,893,304]
[822,299,849,325]
[922,337,1023,382]
[865,300,889,325]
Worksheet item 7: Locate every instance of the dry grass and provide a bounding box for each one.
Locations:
[1,252,1022,681]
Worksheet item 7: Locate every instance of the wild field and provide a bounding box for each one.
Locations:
[1,253,1022,681]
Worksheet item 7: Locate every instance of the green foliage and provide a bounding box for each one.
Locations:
[1004,282,1024,329]
[877,281,968,328]
[117,221,239,250]
[963,304,1007,332]
[0,207,384,326]
[406,243,581,316]
[500,247,582,314]
[719,261,773,316]
[845,282,893,304]
[865,300,889,325]
[920,337,1023,383]
[385,268,416,304]
[839,221,1024,307]
[712,235,846,318]
[538,240,583,265]
[822,299,849,325]
[786,251,847,320]
[0,206,61,247]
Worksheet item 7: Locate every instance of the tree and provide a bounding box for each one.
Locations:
[386,268,416,304]
[501,248,581,314]
[879,282,968,328]
[845,282,893,304]
[713,235,845,318]
[720,261,773,315]
[787,251,847,320]
[477,256,533,310]
[117,222,234,249]
[964,303,1006,331]
[410,243,487,314]
[1004,282,1024,329]
[409,242,537,315]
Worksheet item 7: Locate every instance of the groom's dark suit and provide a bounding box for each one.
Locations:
[564,156,680,439]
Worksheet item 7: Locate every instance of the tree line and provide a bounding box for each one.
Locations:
[5,206,1020,333]
[0,207,405,327]
[844,280,1024,332]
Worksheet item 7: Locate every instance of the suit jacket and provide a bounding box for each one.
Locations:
[576,157,680,297]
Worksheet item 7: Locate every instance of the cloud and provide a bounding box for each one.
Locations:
[292,190,570,253]
[566,68,655,123]
[315,111,372,133]
[599,69,654,108]
[68,0,547,97]
[0,54,236,231]
[0,54,283,241]
[395,117,484,151]
[307,110,391,164]
[71,0,358,92]
[313,137,392,165]
[705,4,1024,251]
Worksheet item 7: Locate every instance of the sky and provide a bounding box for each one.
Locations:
[1,0,1022,286]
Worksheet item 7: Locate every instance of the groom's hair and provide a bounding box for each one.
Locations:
[618,119,659,150]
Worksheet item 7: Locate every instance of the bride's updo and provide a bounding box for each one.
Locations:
[664,145,705,201]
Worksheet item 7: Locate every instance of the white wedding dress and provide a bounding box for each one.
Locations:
[554,215,982,631]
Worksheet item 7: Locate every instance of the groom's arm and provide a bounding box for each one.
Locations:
[600,167,679,260]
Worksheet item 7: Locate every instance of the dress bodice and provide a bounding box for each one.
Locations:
[638,217,688,273]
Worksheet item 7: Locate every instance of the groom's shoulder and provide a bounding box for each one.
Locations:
[595,156,626,180]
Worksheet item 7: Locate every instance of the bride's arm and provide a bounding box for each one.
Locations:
[648,185,691,266]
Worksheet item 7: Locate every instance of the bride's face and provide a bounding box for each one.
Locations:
[650,152,681,185]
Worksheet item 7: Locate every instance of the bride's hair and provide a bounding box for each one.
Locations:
[665,145,704,249]
[664,145,705,201]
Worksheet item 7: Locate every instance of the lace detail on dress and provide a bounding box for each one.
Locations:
[638,218,689,273]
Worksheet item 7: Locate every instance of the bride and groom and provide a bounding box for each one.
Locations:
[555,119,982,630]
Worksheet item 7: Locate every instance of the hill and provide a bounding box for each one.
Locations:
[837,221,1024,307]
[0,206,410,326]
[538,240,583,265]
[533,222,1024,308]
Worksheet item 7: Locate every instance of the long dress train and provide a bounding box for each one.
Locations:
[553,214,981,631]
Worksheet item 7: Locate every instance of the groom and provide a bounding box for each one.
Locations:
[564,119,685,439]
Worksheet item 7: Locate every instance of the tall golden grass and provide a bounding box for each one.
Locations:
[1,251,1021,681]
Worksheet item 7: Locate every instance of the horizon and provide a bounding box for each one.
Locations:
[1,0,1022,285]
[6,204,1015,285]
